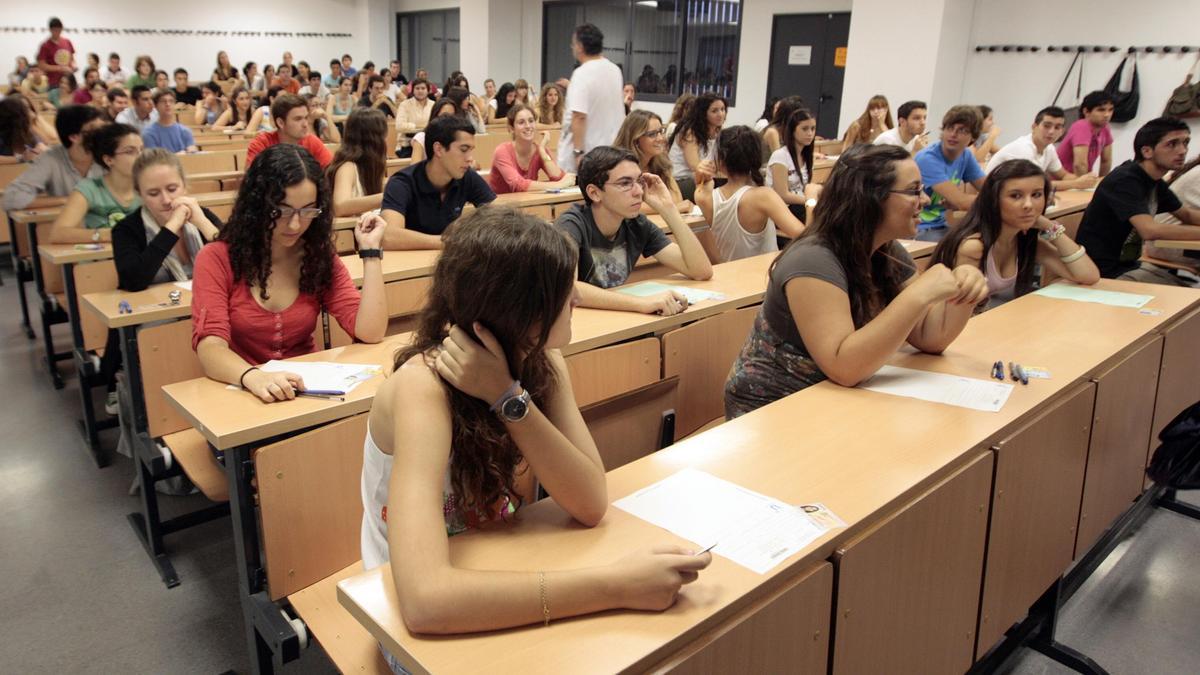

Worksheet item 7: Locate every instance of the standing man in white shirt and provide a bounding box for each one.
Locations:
[558,23,626,173]
[873,100,929,154]
[985,106,1099,191]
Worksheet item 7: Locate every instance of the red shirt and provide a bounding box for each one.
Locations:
[488,141,564,193]
[271,77,301,95]
[245,131,333,170]
[191,241,361,365]
[38,37,75,86]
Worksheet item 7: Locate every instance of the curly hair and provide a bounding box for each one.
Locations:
[394,207,578,518]
[535,83,563,125]
[0,95,38,154]
[668,92,725,159]
[218,144,335,300]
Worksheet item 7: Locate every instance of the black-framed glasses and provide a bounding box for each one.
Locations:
[889,185,926,198]
[640,128,667,139]
[606,177,648,192]
[273,206,323,220]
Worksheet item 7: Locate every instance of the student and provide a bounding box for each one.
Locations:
[245,93,333,168]
[37,17,75,88]
[0,97,44,162]
[972,105,1002,165]
[767,108,823,224]
[103,53,127,87]
[556,146,713,314]
[380,116,496,250]
[382,69,405,103]
[9,55,30,89]
[395,77,434,132]
[170,69,201,106]
[212,51,240,94]
[488,104,573,194]
[115,85,159,133]
[341,54,357,78]
[930,159,1098,308]
[191,144,386,403]
[668,93,725,201]
[1145,156,1200,269]
[324,60,343,89]
[535,83,564,125]
[514,78,535,108]
[1075,117,1200,285]
[84,82,109,113]
[299,71,329,103]
[841,95,893,152]
[914,105,986,241]
[363,206,709,643]
[327,76,356,126]
[72,67,101,104]
[2,106,105,210]
[873,100,929,154]
[296,61,311,86]
[49,123,143,244]
[259,65,276,95]
[212,86,255,131]
[244,62,265,99]
[127,55,155,90]
[623,83,636,115]
[142,92,199,153]
[387,59,408,88]
[358,75,397,118]
[407,97,461,164]
[1057,91,1115,178]
[19,94,59,146]
[558,24,626,173]
[724,144,988,419]
[697,126,804,262]
[20,65,50,95]
[304,94,341,143]
[106,87,130,121]
[47,73,77,110]
[985,106,1099,190]
[612,109,692,214]
[271,64,301,95]
[665,93,694,140]
[443,79,487,133]
[489,82,516,124]
[152,70,170,96]
[483,78,497,103]
[761,95,806,154]
[193,82,227,126]
[252,85,289,133]
[328,109,388,217]
[405,68,438,98]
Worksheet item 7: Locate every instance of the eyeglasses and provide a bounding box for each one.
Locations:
[114,147,142,157]
[606,177,647,192]
[640,128,666,139]
[889,185,925,198]
[273,206,323,220]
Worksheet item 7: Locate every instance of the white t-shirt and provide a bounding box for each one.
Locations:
[986,134,1064,175]
[558,57,626,172]
[873,126,918,152]
[766,147,809,193]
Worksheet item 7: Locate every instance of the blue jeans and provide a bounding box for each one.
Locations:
[915,225,948,242]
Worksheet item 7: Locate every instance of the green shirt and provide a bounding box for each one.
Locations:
[74,177,141,230]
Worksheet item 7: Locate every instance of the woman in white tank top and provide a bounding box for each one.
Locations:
[696,126,806,262]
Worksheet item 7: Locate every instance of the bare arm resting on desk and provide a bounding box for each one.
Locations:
[1132,210,1200,241]
[377,350,711,634]
[380,208,444,250]
[49,192,105,243]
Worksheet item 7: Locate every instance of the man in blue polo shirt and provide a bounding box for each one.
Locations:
[914,105,986,241]
[379,115,496,249]
[141,91,197,153]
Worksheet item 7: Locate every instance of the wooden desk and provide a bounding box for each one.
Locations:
[37,243,112,265]
[1046,189,1093,218]
[1150,239,1200,251]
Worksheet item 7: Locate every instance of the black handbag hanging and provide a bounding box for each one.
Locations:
[1052,51,1084,127]
[1103,53,1139,123]
[1147,399,1200,490]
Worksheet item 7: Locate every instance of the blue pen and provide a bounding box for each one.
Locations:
[991,360,1004,380]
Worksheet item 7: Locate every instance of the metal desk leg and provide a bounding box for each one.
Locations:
[64,261,116,467]
[5,216,33,339]
[29,222,68,389]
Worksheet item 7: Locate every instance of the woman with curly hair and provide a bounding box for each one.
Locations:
[191,144,388,403]
[534,82,563,125]
[667,92,726,201]
[362,206,711,645]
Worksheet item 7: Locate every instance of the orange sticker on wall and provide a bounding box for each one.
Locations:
[834,47,847,68]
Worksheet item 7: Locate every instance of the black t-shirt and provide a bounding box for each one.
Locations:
[380,160,495,236]
[555,203,671,288]
[357,94,395,118]
[1076,160,1184,278]
[173,86,202,106]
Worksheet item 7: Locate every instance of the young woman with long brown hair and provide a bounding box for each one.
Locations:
[612,109,691,214]
[328,108,389,216]
[841,94,893,152]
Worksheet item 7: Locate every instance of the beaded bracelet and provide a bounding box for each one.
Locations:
[1039,221,1066,242]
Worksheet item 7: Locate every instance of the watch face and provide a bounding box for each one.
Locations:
[502,394,529,421]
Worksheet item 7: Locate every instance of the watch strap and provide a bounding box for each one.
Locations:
[358,248,383,259]
[489,380,521,413]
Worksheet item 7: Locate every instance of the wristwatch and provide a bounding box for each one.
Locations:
[495,383,532,423]
[572,148,585,156]
[358,248,383,259]
[805,198,818,208]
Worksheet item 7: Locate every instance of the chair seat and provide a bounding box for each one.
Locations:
[162,428,228,502]
[289,561,391,675]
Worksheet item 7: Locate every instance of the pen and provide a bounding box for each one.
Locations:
[1014,363,1029,385]
[991,360,1004,380]
[694,542,717,556]
[299,389,346,396]
[1008,362,1019,382]
[297,392,345,401]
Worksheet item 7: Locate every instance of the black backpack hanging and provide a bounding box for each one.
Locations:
[1103,52,1140,123]
[1146,399,1200,490]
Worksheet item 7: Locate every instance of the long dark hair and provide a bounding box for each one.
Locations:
[931,159,1049,298]
[848,94,893,143]
[769,95,807,138]
[668,92,724,158]
[229,86,254,125]
[327,108,386,196]
[219,144,335,300]
[0,95,37,153]
[394,207,578,517]
[781,108,816,189]
[717,125,765,186]
[493,82,516,118]
[778,144,911,327]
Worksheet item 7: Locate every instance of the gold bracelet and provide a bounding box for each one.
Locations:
[540,571,550,626]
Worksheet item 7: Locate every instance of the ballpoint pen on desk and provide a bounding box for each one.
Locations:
[296,390,346,401]
[694,542,717,556]
[1009,362,1019,382]
[1013,363,1029,385]
[991,360,1005,380]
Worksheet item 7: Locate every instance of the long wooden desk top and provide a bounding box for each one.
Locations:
[336,278,1200,674]
[37,243,113,265]
[10,191,239,225]
[1046,189,1093,218]
[81,283,193,329]
[1151,239,1200,251]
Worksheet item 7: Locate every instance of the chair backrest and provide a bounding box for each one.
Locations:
[35,222,64,295]
[472,132,508,171]
[581,376,680,471]
[179,150,238,174]
[662,305,758,440]
[256,413,369,600]
[138,319,206,438]
[72,260,118,352]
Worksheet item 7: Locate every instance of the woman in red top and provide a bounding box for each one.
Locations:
[487,104,575,194]
[191,143,388,403]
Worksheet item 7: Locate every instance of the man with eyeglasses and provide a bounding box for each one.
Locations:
[379,116,496,250]
[245,94,333,169]
[556,146,713,316]
[914,105,987,241]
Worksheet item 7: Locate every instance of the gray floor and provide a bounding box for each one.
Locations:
[0,268,1197,674]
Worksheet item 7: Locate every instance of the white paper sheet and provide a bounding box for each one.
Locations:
[1033,284,1153,308]
[613,468,837,574]
[616,281,726,305]
[259,360,380,394]
[173,280,193,291]
[860,365,1013,412]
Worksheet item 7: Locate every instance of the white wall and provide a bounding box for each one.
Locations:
[961,0,1200,166]
[2,1,396,85]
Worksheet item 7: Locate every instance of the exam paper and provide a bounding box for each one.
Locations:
[1033,284,1152,308]
[260,361,381,394]
[613,468,837,574]
[173,280,193,291]
[860,365,1013,413]
[616,281,727,305]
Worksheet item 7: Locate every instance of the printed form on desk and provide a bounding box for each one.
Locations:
[613,468,843,574]
[259,361,381,394]
[860,365,1014,412]
[616,282,726,305]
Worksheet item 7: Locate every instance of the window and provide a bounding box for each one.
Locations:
[397,9,460,86]
[542,0,741,104]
